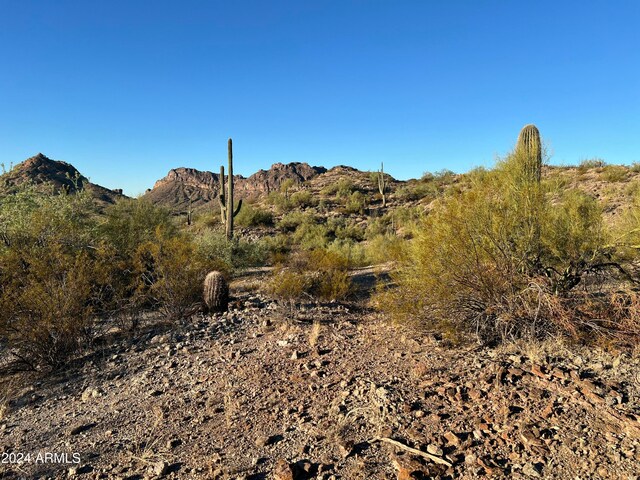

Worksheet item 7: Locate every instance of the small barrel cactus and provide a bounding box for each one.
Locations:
[516,124,542,183]
[203,271,229,313]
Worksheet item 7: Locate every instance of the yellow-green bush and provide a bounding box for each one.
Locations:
[363,234,404,265]
[100,198,176,256]
[376,150,624,343]
[577,158,607,172]
[293,222,330,250]
[0,187,109,368]
[278,211,316,232]
[613,189,640,260]
[326,239,368,268]
[343,191,368,215]
[234,203,274,227]
[134,231,214,320]
[327,217,366,242]
[601,165,628,183]
[290,190,317,208]
[0,185,229,368]
[320,178,355,199]
[267,249,352,303]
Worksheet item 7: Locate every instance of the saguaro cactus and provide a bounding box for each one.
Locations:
[377,162,387,207]
[515,124,543,263]
[218,138,242,240]
[203,271,229,313]
[516,124,542,184]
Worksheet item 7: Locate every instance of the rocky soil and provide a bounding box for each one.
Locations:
[2,289,640,480]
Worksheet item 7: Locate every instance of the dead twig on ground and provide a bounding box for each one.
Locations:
[371,437,453,467]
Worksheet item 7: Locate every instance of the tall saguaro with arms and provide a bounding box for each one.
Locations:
[218,138,242,240]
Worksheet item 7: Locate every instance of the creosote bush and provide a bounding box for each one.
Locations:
[600,165,628,183]
[234,203,274,227]
[0,185,228,369]
[0,187,108,368]
[343,191,368,215]
[134,231,214,320]
[577,158,607,174]
[267,249,352,304]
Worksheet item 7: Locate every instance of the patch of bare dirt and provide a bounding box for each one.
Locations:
[1,292,640,479]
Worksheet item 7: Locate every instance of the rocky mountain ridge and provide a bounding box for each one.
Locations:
[144,162,328,211]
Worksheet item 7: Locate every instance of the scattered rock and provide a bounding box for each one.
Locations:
[444,431,461,447]
[426,444,443,456]
[522,462,542,478]
[68,423,96,436]
[273,458,294,480]
[151,460,169,477]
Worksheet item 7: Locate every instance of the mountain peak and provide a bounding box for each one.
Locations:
[2,153,125,205]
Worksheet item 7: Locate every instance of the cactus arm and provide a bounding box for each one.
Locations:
[378,162,387,207]
[219,165,226,203]
[218,165,227,222]
[233,198,242,217]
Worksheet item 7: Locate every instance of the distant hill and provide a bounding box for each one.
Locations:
[2,153,638,223]
[143,162,327,211]
[1,153,126,205]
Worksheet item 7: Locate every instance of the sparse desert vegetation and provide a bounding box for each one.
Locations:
[1,127,640,479]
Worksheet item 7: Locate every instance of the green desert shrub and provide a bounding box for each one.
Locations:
[194,230,266,270]
[613,190,640,260]
[577,158,607,174]
[267,248,352,303]
[0,185,232,368]
[278,211,316,232]
[327,217,366,242]
[97,199,186,326]
[100,198,176,257]
[343,191,368,215]
[234,203,274,227]
[364,234,404,265]
[321,178,356,199]
[290,190,317,208]
[0,187,109,368]
[376,146,624,343]
[365,216,393,238]
[293,222,331,250]
[0,245,108,369]
[266,191,293,213]
[326,239,368,268]
[395,181,439,202]
[192,209,222,229]
[423,169,456,183]
[133,232,213,320]
[600,165,628,183]
[267,267,308,305]
[259,233,292,263]
[623,180,640,198]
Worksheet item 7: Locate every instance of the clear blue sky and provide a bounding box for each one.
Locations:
[0,1,638,195]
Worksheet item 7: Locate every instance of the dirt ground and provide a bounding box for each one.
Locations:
[1,279,640,480]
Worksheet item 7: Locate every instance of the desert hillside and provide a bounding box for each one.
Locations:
[1,154,125,207]
[2,143,640,479]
